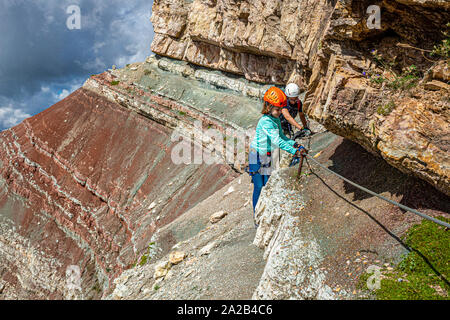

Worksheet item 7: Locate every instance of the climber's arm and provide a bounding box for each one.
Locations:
[281,108,303,131]
[299,112,308,129]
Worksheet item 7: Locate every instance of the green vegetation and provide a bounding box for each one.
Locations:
[371,50,397,77]
[192,285,202,292]
[369,73,386,85]
[431,40,449,59]
[110,80,120,86]
[387,65,420,90]
[367,23,448,90]
[138,254,148,266]
[430,23,450,59]
[133,242,156,268]
[377,100,396,116]
[359,217,449,300]
[368,48,422,90]
[178,111,187,116]
[367,67,420,90]
[92,281,102,294]
[368,50,421,90]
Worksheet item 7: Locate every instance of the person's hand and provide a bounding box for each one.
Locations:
[303,127,312,136]
[295,146,308,157]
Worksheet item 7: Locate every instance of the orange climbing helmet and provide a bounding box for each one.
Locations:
[263,86,287,108]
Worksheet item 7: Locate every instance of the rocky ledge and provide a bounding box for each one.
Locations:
[151,0,450,196]
[253,131,449,299]
[108,125,449,300]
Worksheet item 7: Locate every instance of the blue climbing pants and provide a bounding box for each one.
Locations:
[251,172,269,213]
[248,150,272,215]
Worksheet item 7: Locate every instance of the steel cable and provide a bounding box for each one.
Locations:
[303,154,450,229]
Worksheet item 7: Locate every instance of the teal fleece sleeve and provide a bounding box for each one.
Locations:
[260,117,297,155]
[278,122,295,145]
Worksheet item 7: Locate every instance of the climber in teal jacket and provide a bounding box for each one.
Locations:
[250,109,298,157]
[248,87,307,227]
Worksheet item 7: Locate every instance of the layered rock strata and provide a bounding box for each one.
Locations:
[151,0,450,195]
[0,56,269,299]
[1,0,449,300]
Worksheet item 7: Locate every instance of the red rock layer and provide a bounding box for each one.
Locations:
[0,88,238,299]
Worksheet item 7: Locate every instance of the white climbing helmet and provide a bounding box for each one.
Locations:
[285,83,300,98]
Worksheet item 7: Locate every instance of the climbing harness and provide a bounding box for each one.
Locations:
[280,99,303,138]
[246,149,273,177]
[246,149,273,229]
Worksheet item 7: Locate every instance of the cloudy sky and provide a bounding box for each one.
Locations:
[0,0,154,131]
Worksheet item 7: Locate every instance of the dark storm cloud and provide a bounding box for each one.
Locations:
[0,0,154,130]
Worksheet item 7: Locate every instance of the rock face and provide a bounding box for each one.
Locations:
[305,1,450,197]
[1,0,449,301]
[107,172,266,300]
[253,131,449,299]
[151,0,450,195]
[107,124,449,300]
[0,56,270,299]
[151,0,331,85]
